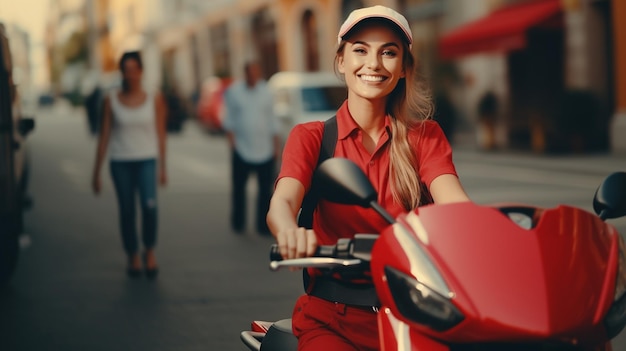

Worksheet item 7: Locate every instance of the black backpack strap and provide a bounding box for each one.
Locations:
[297,116,337,229]
[319,116,338,164]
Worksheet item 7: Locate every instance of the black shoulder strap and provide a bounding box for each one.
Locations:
[318,116,338,164]
[297,116,337,228]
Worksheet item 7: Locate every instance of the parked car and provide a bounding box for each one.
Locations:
[267,71,347,148]
[0,26,35,286]
[196,76,233,134]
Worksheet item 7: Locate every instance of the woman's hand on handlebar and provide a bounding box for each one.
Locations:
[267,178,317,259]
[276,227,318,259]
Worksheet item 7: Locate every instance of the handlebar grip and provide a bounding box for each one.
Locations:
[270,244,337,261]
[270,244,283,261]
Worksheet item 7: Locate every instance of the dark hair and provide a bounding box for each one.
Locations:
[119,51,143,92]
[243,60,259,75]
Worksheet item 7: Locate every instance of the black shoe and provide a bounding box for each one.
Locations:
[127,267,142,278]
[127,254,141,278]
[143,253,159,280]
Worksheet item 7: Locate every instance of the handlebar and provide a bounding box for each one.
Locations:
[269,243,345,262]
[268,234,379,271]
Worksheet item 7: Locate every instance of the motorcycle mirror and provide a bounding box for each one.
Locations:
[593,172,626,220]
[314,158,395,223]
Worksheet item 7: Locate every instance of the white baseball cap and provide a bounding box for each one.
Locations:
[338,5,413,48]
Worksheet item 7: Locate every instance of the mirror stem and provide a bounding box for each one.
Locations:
[370,201,395,224]
[599,209,608,221]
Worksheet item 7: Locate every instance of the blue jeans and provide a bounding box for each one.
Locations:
[110,159,158,255]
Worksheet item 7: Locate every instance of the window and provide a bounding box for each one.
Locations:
[301,86,347,112]
[210,22,230,78]
[251,8,279,78]
[302,10,319,72]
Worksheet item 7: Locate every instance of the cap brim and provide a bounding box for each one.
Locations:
[338,15,412,46]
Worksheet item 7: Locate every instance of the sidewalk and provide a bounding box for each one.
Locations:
[451,131,625,176]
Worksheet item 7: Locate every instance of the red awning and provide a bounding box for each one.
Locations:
[439,0,562,60]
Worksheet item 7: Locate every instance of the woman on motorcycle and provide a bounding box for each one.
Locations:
[267,5,470,351]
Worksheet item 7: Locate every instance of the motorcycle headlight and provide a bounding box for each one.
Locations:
[605,234,626,339]
[385,266,464,331]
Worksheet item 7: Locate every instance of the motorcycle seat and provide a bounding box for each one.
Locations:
[271,319,293,333]
[261,319,298,351]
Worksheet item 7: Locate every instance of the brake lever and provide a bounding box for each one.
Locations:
[269,258,362,271]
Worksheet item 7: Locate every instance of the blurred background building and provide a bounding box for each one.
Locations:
[41,0,626,154]
[2,23,33,106]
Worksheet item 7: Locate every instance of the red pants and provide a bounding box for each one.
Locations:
[291,294,379,351]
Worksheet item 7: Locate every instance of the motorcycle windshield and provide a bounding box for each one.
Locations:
[392,202,618,343]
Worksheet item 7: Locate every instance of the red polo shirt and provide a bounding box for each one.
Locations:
[277,101,457,245]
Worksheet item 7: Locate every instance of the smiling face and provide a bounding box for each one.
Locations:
[337,21,406,105]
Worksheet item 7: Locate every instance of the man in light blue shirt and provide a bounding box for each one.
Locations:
[223,61,280,235]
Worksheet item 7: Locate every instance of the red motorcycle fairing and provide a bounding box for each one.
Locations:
[371,202,619,349]
[378,309,450,351]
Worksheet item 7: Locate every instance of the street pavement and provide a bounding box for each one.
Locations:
[1,103,625,350]
[1,104,301,351]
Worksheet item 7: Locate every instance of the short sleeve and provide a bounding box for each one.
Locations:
[276,122,324,191]
[413,121,458,188]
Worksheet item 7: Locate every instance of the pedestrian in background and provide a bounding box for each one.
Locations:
[477,91,498,150]
[91,51,167,279]
[222,61,280,235]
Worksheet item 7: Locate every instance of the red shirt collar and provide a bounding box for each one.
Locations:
[336,100,393,140]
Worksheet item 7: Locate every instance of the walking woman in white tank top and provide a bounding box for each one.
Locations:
[91,51,167,279]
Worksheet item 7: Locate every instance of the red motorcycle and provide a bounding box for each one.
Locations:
[241,158,626,351]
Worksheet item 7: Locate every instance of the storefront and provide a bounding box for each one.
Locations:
[439,0,614,153]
